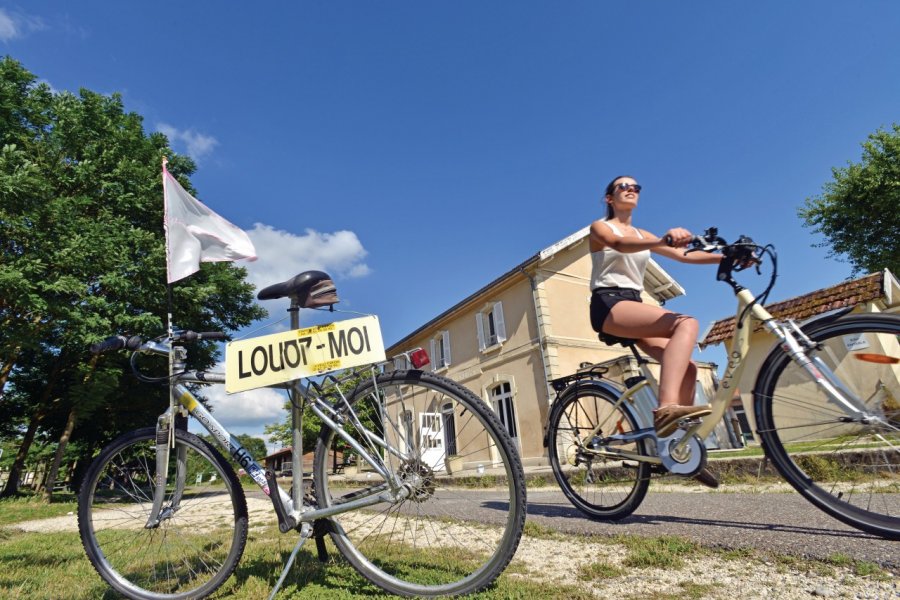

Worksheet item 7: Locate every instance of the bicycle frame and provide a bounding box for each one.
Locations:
[145,303,413,532]
[571,287,872,463]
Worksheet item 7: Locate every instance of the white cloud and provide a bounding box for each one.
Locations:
[0,9,45,42]
[201,375,287,435]
[243,224,371,294]
[157,122,219,161]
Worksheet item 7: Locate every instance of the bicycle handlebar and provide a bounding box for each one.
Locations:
[90,330,227,355]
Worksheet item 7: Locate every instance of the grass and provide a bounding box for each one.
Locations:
[521,520,563,540]
[0,493,79,527]
[577,559,625,581]
[622,581,722,600]
[612,535,703,569]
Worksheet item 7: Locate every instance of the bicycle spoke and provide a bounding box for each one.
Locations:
[313,370,525,595]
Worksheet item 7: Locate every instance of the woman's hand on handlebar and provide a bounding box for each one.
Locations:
[661,228,693,248]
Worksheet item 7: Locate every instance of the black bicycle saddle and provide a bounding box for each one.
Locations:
[257,270,339,308]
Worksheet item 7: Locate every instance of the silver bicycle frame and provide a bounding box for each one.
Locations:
[145,309,410,529]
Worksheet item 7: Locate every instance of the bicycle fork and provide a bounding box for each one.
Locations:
[766,319,882,423]
[144,409,187,529]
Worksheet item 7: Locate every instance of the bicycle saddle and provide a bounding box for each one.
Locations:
[257,270,340,308]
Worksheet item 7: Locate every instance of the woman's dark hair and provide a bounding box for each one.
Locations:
[603,175,633,219]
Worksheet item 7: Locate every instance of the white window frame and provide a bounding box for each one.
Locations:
[430,330,451,371]
[476,301,506,352]
[489,380,519,447]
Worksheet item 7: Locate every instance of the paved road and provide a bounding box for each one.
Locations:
[254,485,897,568]
[524,488,898,569]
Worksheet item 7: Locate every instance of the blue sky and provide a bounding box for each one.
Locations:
[4,2,899,447]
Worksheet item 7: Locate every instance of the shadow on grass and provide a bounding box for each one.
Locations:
[228,544,397,598]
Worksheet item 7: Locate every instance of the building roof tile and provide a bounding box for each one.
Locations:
[700,271,886,347]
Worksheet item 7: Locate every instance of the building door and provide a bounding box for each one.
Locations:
[419,412,446,470]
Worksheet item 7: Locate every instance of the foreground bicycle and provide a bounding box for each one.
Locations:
[545,228,900,539]
[78,271,526,599]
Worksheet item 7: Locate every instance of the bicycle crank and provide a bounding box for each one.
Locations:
[658,430,706,475]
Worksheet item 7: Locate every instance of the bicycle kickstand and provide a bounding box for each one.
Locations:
[267,521,314,600]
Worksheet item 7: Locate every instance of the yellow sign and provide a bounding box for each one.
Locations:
[225,315,385,394]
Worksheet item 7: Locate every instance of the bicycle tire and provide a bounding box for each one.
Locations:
[753,313,900,539]
[312,369,526,597]
[547,381,650,520]
[78,427,248,599]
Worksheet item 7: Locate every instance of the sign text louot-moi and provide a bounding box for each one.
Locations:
[225,315,385,394]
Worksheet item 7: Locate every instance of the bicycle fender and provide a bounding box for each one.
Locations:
[796,306,855,334]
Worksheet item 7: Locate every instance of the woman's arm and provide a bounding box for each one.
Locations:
[589,220,671,253]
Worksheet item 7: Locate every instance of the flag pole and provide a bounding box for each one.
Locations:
[162,156,175,342]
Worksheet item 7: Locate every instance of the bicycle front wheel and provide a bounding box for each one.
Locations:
[547,383,650,520]
[78,427,248,599]
[312,369,526,597]
[754,313,900,539]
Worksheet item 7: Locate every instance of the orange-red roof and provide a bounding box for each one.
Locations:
[700,271,886,347]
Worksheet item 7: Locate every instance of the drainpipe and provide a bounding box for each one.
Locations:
[520,267,554,407]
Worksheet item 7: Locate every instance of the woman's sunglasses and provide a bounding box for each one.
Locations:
[614,183,642,193]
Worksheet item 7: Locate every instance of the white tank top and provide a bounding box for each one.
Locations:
[590,221,650,292]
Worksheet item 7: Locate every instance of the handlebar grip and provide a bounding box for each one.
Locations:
[90,336,128,354]
[179,331,228,342]
[90,335,145,354]
[665,234,704,248]
[198,331,228,341]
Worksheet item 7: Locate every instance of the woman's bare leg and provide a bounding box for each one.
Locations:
[602,301,699,407]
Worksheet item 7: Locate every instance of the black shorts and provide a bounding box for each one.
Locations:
[590,287,642,344]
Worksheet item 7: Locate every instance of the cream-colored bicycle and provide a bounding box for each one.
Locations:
[545,228,900,539]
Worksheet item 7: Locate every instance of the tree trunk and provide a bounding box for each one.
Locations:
[0,354,15,397]
[1,407,45,497]
[0,355,62,497]
[42,355,97,502]
[41,404,77,502]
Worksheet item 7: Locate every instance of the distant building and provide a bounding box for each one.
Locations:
[386,228,730,468]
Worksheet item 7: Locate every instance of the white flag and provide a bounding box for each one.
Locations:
[163,166,257,283]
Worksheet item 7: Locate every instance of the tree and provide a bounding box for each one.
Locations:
[0,57,266,498]
[237,434,268,460]
[799,124,900,276]
[264,402,323,454]
[263,371,381,456]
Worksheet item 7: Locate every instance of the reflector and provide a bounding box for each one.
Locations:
[853,353,900,365]
[409,348,430,369]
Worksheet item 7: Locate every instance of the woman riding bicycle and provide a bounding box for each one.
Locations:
[589,175,723,484]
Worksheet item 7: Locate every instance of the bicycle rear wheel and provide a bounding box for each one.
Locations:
[754,313,900,539]
[78,428,248,599]
[312,369,526,597]
[547,382,650,520]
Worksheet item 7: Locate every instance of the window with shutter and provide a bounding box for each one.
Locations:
[430,330,451,369]
[476,302,506,352]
